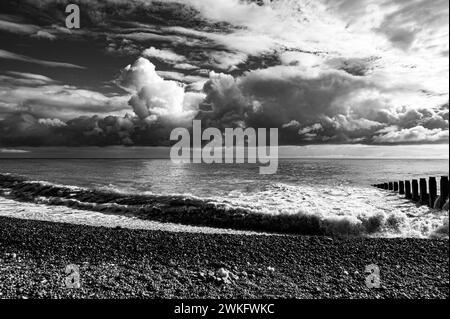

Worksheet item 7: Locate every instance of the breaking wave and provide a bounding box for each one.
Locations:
[0,173,447,238]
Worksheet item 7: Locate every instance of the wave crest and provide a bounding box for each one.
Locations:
[0,173,446,238]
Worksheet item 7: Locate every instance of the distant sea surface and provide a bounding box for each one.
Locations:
[0,158,448,238]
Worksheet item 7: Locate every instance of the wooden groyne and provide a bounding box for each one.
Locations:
[372,176,449,210]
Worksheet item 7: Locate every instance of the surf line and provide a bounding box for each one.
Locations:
[170,120,278,174]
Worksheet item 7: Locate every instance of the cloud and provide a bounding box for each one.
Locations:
[119,57,204,124]
[327,57,377,76]
[0,0,448,147]
[114,32,190,45]
[32,30,57,41]
[38,118,67,127]
[0,55,448,147]
[0,72,56,86]
[208,51,248,71]
[0,17,58,40]
[0,49,85,69]
[282,120,301,129]
[0,19,38,34]
[280,52,323,68]
[142,47,186,63]
[196,64,449,145]
[0,148,29,153]
[298,123,323,135]
[196,71,248,128]
[156,71,207,84]
[6,71,54,83]
[0,72,129,120]
[105,38,141,56]
[0,112,191,147]
[373,126,449,144]
[173,63,199,70]
[0,113,123,146]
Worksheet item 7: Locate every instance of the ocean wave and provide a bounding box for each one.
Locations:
[0,173,447,238]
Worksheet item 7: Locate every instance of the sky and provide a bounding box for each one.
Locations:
[0,0,448,149]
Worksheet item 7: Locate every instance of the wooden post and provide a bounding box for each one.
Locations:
[412,179,419,201]
[405,180,412,199]
[419,178,428,205]
[384,183,388,190]
[438,176,449,209]
[428,177,437,208]
[388,182,393,190]
[394,182,399,192]
[399,181,405,195]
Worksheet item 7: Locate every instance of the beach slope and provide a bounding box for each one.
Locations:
[0,216,448,299]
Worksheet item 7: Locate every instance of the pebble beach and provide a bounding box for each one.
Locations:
[0,216,448,299]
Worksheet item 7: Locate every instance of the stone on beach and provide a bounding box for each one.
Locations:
[0,216,448,299]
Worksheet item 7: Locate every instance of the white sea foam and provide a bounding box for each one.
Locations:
[0,196,267,236]
[211,183,449,238]
[33,180,447,238]
[92,181,449,238]
[1,158,448,238]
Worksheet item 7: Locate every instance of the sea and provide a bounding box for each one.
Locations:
[0,158,448,238]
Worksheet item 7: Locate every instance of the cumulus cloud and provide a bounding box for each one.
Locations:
[195,64,449,145]
[196,71,248,128]
[0,61,448,146]
[0,0,448,147]
[119,57,204,125]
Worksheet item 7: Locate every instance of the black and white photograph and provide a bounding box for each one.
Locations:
[0,0,448,310]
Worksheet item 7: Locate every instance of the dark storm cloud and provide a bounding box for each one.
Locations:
[0,112,190,147]
[0,0,448,146]
[0,57,448,147]
[195,66,449,145]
